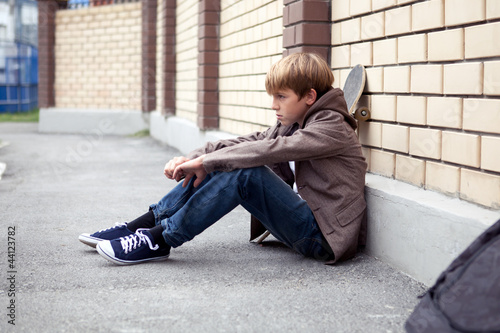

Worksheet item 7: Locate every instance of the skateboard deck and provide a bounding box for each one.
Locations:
[342,64,370,121]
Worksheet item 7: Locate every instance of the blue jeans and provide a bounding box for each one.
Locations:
[149,166,334,260]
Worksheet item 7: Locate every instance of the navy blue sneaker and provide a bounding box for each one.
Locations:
[96,229,170,265]
[79,223,134,248]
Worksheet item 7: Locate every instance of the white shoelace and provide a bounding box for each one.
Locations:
[119,229,159,254]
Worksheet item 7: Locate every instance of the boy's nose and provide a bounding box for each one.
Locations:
[271,97,278,110]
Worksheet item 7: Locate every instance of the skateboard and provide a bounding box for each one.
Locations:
[342,64,370,121]
[254,65,370,246]
[256,230,271,244]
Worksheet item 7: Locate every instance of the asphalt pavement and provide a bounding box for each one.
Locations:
[0,122,426,333]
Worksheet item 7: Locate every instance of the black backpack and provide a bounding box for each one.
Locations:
[405,219,500,333]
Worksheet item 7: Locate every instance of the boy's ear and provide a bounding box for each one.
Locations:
[305,89,317,106]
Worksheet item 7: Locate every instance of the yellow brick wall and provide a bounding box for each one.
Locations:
[54,3,142,110]
[332,0,500,208]
[219,0,284,135]
[175,0,198,123]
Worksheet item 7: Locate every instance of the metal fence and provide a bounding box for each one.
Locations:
[0,41,38,113]
[67,0,139,9]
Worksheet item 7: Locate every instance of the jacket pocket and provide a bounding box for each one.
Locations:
[335,195,366,227]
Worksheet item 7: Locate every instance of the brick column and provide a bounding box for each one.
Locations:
[37,0,66,108]
[161,0,176,116]
[142,0,157,112]
[197,0,220,130]
[283,0,331,62]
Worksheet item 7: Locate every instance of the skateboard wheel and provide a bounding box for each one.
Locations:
[354,107,371,121]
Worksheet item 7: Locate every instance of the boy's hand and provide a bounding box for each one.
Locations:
[172,155,207,188]
[164,156,190,180]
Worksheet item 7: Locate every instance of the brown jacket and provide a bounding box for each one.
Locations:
[187,88,367,262]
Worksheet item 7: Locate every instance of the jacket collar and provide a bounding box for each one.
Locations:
[302,88,357,130]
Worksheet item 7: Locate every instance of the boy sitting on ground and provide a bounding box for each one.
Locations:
[79,52,367,265]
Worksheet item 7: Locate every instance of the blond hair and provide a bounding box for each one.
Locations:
[265,53,334,99]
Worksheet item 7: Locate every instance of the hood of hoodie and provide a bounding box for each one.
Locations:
[302,87,357,131]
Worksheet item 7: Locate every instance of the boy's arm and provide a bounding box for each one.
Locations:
[186,126,274,159]
[202,111,359,173]
[164,125,275,182]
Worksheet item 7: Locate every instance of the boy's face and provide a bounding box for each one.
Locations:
[271,88,316,126]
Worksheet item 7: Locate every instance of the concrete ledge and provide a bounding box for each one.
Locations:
[364,173,500,286]
[149,111,236,154]
[39,108,149,136]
